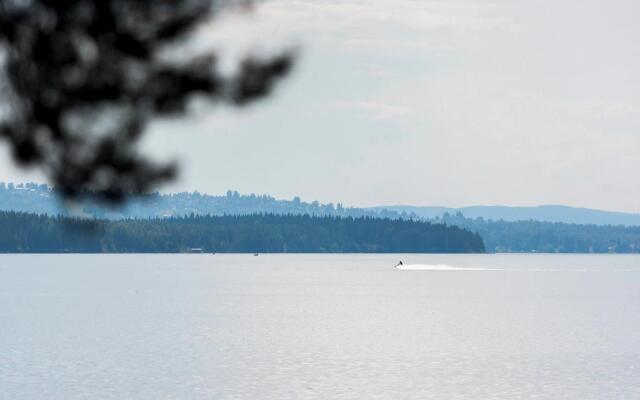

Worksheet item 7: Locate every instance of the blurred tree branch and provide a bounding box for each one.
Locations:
[0,0,294,202]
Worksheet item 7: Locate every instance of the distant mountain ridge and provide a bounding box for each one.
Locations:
[1,182,639,226]
[369,205,640,227]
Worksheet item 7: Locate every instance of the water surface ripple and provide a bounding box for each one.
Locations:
[1,254,639,399]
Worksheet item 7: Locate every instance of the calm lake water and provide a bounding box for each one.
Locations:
[1,254,640,399]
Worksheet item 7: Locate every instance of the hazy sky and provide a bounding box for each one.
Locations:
[1,0,639,212]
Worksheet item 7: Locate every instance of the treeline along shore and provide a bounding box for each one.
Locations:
[0,212,486,253]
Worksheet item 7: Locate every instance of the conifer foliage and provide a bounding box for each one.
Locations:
[0,212,487,253]
[0,1,293,201]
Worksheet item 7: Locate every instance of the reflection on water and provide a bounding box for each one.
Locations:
[1,254,640,399]
[396,264,498,270]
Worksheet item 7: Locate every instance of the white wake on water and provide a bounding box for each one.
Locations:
[394,264,634,272]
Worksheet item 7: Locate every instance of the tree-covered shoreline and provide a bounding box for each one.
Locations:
[439,212,640,253]
[0,212,486,254]
[2,184,640,253]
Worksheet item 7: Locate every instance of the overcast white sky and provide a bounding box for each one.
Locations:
[1,0,639,212]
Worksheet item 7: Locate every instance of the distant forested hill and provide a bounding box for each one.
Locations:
[3,182,640,226]
[0,182,409,220]
[0,212,486,253]
[0,183,66,215]
[371,205,640,226]
[438,213,640,253]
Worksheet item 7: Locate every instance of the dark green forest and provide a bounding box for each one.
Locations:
[0,212,485,253]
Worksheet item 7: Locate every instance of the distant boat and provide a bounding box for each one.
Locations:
[189,248,204,253]
[254,253,259,256]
